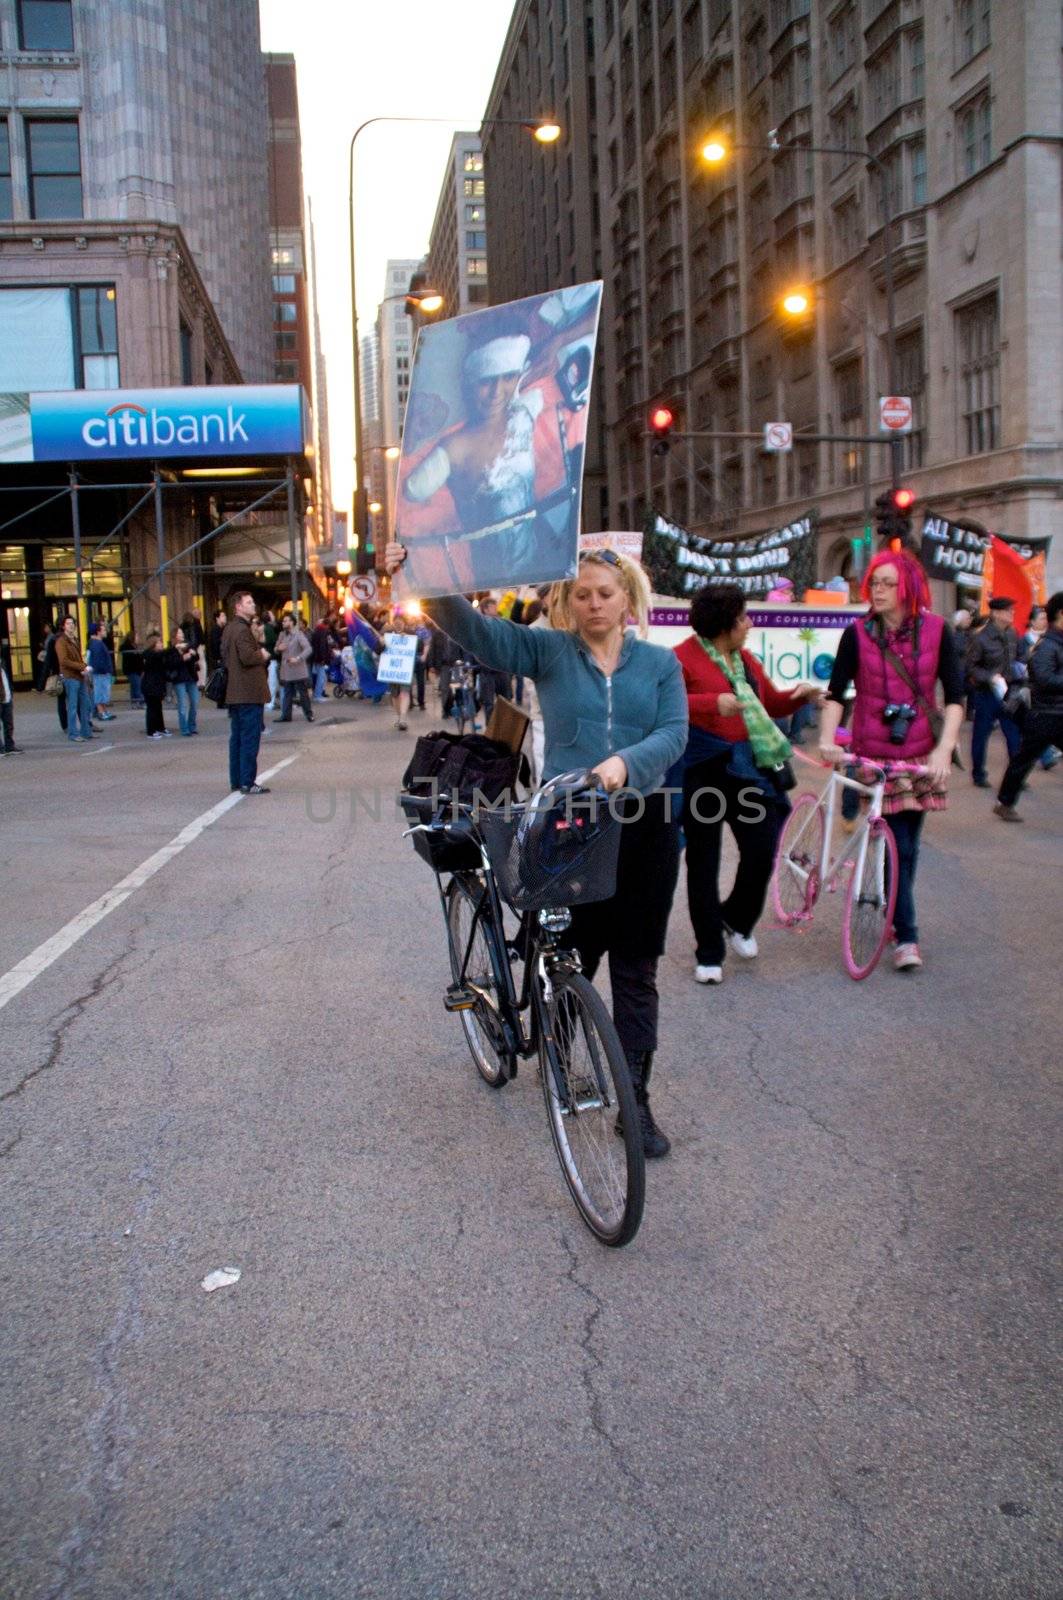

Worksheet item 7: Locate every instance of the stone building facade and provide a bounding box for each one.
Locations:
[426,133,490,321]
[481,0,1063,593]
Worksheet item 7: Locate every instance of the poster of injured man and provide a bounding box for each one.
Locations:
[392,282,602,600]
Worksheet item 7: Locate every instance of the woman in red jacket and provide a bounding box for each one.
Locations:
[675,584,822,984]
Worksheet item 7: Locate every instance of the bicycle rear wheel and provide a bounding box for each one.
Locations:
[842,818,898,980]
[772,793,824,925]
[538,971,644,1247]
[446,876,515,1086]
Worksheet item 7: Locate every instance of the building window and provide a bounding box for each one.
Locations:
[832,193,863,264]
[463,177,485,198]
[271,273,296,294]
[463,151,483,173]
[271,246,295,267]
[467,282,489,304]
[957,0,991,65]
[26,119,82,219]
[909,29,925,99]
[957,294,1000,454]
[868,42,900,124]
[827,1,856,80]
[467,257,487,277]
[18,0,73,51]
[465,230,486,249]
[0,122,11,221]
[895,326,925,468]
[828,93,861,174]
[465,204,485,223]
[746,22,766,86]
[179,318,194,385]
[275,360,299,383]
[958,92,991,178]
[911,138,927,205]
[275,301,297,323]
[76,286,118,387]
[276,330,297,352]
[835,359,863,485]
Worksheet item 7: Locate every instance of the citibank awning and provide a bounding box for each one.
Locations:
[0,384,311,466]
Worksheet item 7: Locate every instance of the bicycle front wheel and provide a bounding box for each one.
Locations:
[772,792,824,925]
[842,818,898,980]
[538,972,645,1248]
[446,876,515,1086]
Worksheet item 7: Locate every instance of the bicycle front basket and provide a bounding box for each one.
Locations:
[479,800,621,913]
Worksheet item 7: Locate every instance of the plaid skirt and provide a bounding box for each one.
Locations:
[850,760,948,815]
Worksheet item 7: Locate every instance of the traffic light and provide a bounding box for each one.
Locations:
[874,487,915,549]
[649,405,675,457]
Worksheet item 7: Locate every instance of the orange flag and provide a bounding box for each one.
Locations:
[981,536,1035,633]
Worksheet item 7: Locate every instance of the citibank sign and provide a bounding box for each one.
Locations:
[23,384,309,462]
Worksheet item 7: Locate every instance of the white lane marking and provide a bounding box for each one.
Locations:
[0,754,299,1014]
[85,742,115,755]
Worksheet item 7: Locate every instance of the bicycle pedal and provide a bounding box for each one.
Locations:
[444,983,477,1013]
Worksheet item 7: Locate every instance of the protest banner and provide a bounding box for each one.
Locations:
[377,632,417,686]
[394,283,602,600]
[644,511,819,599]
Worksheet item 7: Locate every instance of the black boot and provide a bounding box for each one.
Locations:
[617,1050,671,1159]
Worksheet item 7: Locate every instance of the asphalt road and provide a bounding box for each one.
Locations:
[1,687,1060,1599]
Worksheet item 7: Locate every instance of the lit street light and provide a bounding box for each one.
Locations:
[701,131,901,488]
[780,288,811,318]
[348,114,561,568]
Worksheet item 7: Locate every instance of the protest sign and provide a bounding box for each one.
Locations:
[579,530,644,562]
[394,283,602,600]
[377,632,417,686]
[919,514,1043,589]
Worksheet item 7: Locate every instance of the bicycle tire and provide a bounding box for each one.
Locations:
[842,818,898,980]
[445,876,515,1086]
[772,792,824,926]
[537,971,645,1248]
[332,684,344,699]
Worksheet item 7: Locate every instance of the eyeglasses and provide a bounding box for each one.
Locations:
[869,577,899,591]
[579,549,621,569]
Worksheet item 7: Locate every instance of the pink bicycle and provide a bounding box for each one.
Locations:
[771,750,929,980]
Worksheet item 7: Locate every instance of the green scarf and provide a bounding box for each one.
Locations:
[698,637,793,770]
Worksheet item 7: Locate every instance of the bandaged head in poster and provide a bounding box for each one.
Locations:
[393,283,602,600]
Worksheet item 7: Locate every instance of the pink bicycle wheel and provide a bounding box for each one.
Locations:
[771,793,824,927]
[842,818,899,980]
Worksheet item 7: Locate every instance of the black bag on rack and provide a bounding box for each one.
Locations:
[402,730,526,805]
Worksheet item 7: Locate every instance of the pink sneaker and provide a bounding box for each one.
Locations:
[893,943,923,973]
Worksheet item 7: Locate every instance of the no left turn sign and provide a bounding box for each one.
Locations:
[879,395,913,432]
[764,421,793,452]
[351,573,378,603]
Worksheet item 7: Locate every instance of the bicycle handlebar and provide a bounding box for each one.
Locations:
[794,747,930,779]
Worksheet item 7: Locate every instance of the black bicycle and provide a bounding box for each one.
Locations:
[401,771,645,1247]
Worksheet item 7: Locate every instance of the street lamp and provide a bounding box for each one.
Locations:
[780,288,812,318]
[701,132,901,487]
[348,113,561,564]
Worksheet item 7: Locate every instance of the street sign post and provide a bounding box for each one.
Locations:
[879,395,913,432]
[764,421,793,452]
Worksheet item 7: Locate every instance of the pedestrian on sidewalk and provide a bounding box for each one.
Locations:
[275,612,314,722]
[55,617,94,742]
[819,548,964,973]
[966,596,1023,788]
[171,627,200,735]
[34,622,54,692]
[311,615,333,702]
[42,624,67,733]
[87,622,116,720]
[207,607,227,672]
[261,609,280,709]
[140,631,174,738]
[222,591,272,793]
[120,630,144,707]
[674,584,822,986]
[995,591,1063,821]
[1,640,23,753]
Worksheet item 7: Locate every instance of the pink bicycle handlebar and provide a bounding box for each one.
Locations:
[793,747,931,779]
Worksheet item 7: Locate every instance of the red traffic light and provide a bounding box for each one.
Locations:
[650,406,674,433]
[892,488,914,510]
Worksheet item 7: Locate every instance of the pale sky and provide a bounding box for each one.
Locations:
[257,0,518,515]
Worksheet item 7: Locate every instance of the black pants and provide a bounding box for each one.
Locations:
[568,796,680,1059]
[413,659,426,709]
[998,710,1063,808]
[883,809,924,946]
[683,759,784,967]
[1,700,13,751]
[279,680,313,720]
[145,695,165,734]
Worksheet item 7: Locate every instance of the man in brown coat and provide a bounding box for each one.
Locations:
[55,616,94,742]
[221,590,271,793]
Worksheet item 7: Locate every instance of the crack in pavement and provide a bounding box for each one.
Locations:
[0,942,131,1112]
[44,1103,177,1600]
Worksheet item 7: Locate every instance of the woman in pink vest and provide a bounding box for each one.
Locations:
[818,548,964,972]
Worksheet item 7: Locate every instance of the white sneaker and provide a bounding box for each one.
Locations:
[727,930,759,960]
[893,942,923,972]
[694,964,723,984]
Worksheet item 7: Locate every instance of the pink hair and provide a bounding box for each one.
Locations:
[861,548,930,620]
